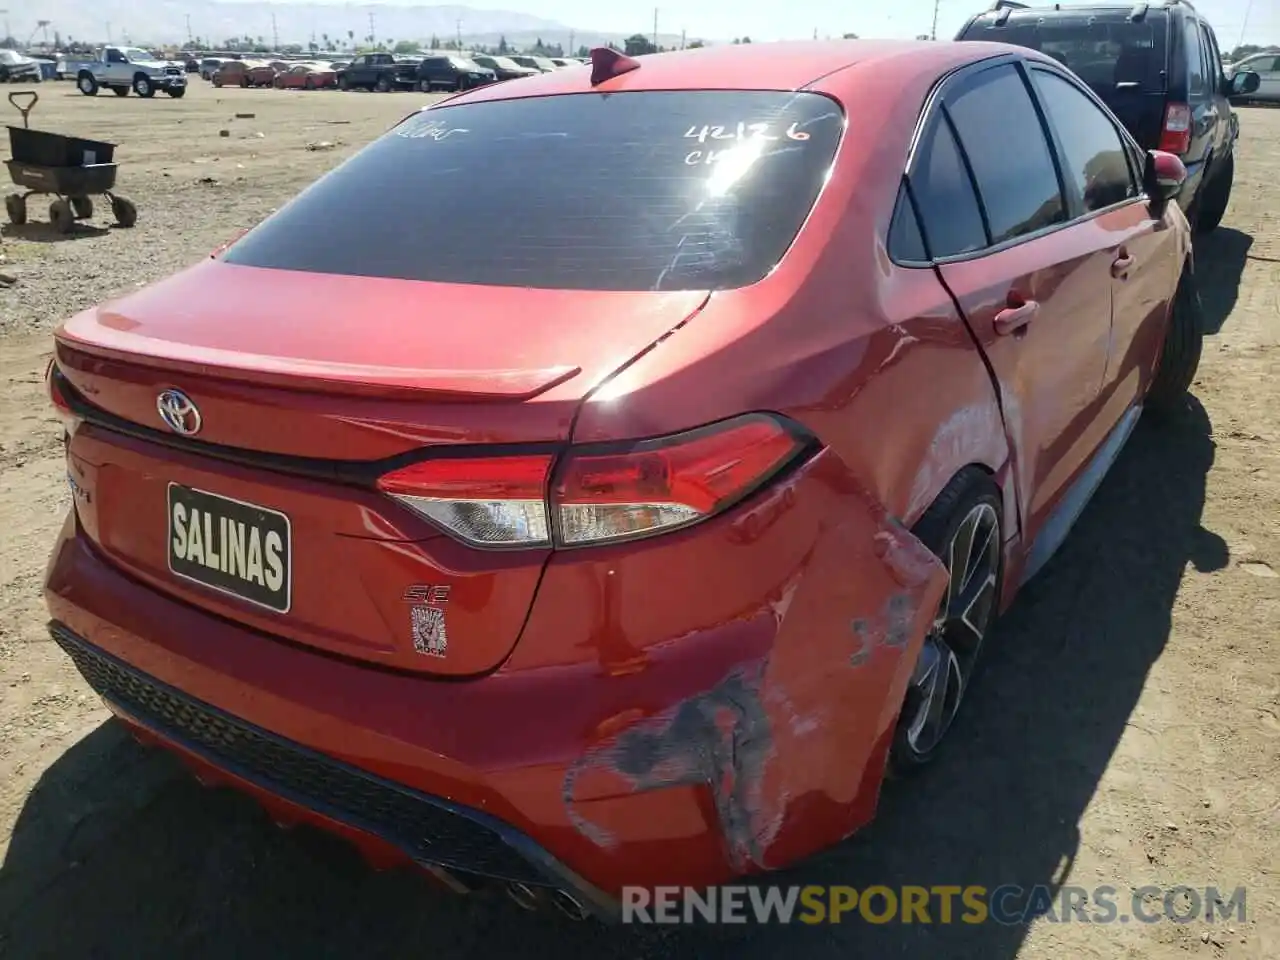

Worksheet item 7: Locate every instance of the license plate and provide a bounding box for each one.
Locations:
[167,483,291,613]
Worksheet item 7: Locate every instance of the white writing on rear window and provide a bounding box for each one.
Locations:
[683,122,811,144]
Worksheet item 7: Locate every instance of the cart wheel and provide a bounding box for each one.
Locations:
[49,199,74,234]
[4,194,26,226]
[71,196,94,219]
[111,196,138,228]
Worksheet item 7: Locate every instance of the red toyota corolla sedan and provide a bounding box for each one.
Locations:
[44,41,1198,919]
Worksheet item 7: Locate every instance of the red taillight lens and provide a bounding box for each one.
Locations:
[376,454,553,547]
[553,414,807,545]
[1158,103,1192,155]
[374,415,810,549]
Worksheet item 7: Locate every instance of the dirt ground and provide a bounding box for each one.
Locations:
[0,79,1277,959]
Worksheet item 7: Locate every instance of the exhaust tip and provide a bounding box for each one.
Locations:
[505,881,541,911]
[550,888,591,921]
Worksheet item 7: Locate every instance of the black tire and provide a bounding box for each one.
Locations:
[133,74,155,98]
[167,86,186,99]
[111,196,138,228]
[49,199,74,234]
[112,85,129,97]
[71,196,93,219]
[375,74,391,92]
[77,72,98,96]
[889,468,1003,774]
[419,78,432,93]
[5,193,26,225]
[1145,266,1204,420]
[338,74,349,90]
[1196,153,1233,233]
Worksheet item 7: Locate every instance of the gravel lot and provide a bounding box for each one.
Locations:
[0,80,1277,960]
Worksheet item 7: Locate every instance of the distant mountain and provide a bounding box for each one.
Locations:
[30,1,694,53]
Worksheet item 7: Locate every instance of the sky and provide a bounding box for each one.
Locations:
[244,0,1276,47]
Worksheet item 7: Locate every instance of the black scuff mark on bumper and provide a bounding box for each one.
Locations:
[562,661,776,872]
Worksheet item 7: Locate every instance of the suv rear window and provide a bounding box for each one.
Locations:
[960,12,1168,94]
[223,91,844,291]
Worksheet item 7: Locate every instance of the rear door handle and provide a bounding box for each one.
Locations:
[1111,253,1135,277]
[994,300,1039,336]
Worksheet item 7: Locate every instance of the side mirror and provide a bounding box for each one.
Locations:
[1229,70,1261,96]
[1144,150,1187,204]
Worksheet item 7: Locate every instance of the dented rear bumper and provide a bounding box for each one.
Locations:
[43,448,947,898]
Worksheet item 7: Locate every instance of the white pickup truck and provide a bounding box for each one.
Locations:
[75,46,187,98]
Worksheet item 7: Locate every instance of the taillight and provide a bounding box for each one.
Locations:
[1158,103,1191,155]
[376,454,554,547]
[553,415,806,545]
[374,414,810,549]
[46,360,81,437]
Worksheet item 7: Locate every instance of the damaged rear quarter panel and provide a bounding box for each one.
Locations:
[518,450,946,883]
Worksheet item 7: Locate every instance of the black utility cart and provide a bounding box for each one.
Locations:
[4,91,137,234]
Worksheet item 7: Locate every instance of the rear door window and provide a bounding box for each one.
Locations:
[223,91,845,291]
[1200,24,1221,91]
[1032,69,1137,212]
[1184,19,1207,96]
[946,64,1066,245]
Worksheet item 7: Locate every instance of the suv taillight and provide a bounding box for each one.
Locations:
[1159,102,1192,155]
[375,414,811,549]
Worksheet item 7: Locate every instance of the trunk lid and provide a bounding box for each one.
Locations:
[56,259,709,676]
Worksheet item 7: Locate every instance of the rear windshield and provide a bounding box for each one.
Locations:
[962,12,1168,93]
[223,91,844,291]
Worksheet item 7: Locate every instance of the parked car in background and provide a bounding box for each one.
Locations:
[183,57,200,73]
[0,50,44,83]
[956,0,1260,231]
[1227,51,1280,102]
[245,62,280,87]
[415,55,497,91]
[336,52,419,91]
[509,54,558,73]
[44,39,1202,916]
[549,57,577,68]
[471,54,539,80]
[212,60,252,87]
[274,63,338,90]
[76,46,187,98]
[199,58,223,80]
[328,60,350,71]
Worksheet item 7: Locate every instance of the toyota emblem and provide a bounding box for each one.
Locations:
[156,389,202,436]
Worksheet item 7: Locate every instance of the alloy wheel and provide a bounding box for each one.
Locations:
[901,500,1000,758]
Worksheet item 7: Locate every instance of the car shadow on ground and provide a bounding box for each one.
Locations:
[1194,227,1253,335]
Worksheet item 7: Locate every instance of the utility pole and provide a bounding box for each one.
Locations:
[105,21,112,44]
[569,30,574,55]
[930,0,941,40]
[680,28,686,50]
[185,14,193,45]
[455,18,462,50]
[368,11,375,45]
[0,10,10,46]
[271,13,279,51]
[652,7,658,52]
